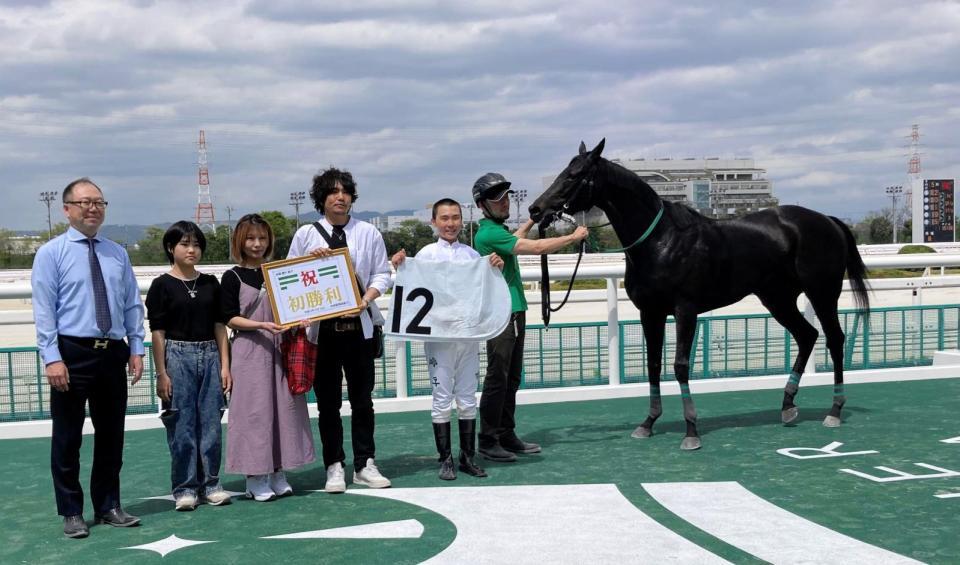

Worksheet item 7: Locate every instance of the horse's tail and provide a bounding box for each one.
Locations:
[831,216,869,313]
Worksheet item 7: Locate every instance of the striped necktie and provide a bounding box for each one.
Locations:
[86,238,112,335]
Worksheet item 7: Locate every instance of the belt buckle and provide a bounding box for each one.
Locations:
[334,320,354,332]
[93,339,109,350]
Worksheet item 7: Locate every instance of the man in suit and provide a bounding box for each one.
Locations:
[32,178,146,538]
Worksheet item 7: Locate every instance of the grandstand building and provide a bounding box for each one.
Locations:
[543,157,778,219]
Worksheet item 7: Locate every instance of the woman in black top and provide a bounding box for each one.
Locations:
[145,221,232,511]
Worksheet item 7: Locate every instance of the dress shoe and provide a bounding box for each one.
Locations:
[500,434,541,454]
[94,508,141,527]
[63,515,89,538]
[478,443,517,462]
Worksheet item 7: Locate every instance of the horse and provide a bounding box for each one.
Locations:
[529,139,870,450]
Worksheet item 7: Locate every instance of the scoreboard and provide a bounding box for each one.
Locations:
[923,179,955,242]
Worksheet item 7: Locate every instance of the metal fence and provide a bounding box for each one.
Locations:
[3,303,959,423]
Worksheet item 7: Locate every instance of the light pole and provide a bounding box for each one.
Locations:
[289,191,306,229]
[886,185,903,243]
[511,189,528,229]
[39,191,57,240]
[462,203,476,247]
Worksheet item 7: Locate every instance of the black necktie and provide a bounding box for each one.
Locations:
[330,225,348,249]
[86,238,112,335]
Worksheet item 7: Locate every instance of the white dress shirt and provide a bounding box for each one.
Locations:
[288,216,392,339]
[414,238,481,262]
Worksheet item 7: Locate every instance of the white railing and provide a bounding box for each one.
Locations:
[6,253,960,397]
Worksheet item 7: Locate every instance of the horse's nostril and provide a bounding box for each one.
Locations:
[529,206,541,220]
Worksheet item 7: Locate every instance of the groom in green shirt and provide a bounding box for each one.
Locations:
[471,173,588,462]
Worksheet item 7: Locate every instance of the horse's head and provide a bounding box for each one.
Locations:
[529,139,606,229]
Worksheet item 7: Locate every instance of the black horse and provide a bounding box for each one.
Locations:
[529,140,869,449]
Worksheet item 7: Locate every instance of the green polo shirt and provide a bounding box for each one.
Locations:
[474,217,527,313]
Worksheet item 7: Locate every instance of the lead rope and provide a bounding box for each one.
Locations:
[538,205,663,327]
[540,238,586,329]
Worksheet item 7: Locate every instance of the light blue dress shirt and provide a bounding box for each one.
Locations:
[31,226,146,365]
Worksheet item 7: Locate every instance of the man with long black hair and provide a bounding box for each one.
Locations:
[288,167,393,492]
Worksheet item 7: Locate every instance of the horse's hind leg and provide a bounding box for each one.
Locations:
[632,310,666,439]
[758,292,819,424]
[672,309,701,450]
[810,298,846,427]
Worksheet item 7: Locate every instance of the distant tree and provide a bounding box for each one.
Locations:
[41,222,69,241]
[381,219,435,256]
[258,210,295,259]
[865,213,893,244]
[203,225,232,264]
[131,226,168,265]
[899,218,913,243]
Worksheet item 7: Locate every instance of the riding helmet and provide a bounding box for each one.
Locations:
[472,172,513,202]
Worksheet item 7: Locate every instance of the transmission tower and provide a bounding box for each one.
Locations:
[907,124,924,243]
[194,130,216,231]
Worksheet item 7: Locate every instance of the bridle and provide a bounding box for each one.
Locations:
[538,172,664,328]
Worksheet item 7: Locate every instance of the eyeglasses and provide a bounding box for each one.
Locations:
[64,200,108,210]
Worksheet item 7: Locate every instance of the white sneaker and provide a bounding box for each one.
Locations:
[324,462,346,493]
[245,475,276,502]
[175,493,198,511]
[353,458,391,489]
[269,471,293,497]
[204,490,232,506]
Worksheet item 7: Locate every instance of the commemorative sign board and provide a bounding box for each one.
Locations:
[261,249,363,327]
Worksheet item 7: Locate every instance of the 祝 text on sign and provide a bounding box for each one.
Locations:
[262,250,363,326]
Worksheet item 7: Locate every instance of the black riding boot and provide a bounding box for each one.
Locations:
[457,419,488,478]
[433,422,456,480]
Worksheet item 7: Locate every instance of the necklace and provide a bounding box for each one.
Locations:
[173,273,200,299]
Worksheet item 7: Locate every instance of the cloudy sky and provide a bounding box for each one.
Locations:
[2,0,959,231]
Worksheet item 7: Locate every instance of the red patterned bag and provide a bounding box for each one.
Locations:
[282,327,316,395]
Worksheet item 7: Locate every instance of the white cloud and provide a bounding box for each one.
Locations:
[1,0,959,231]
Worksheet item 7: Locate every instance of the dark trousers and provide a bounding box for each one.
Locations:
[51,336,130,517]
[313,327,376,471]
[479,311,525,448]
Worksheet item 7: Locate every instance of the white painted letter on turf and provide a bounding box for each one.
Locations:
[777,441,878,460]
[840,463,960,483]
[940,436,960,444]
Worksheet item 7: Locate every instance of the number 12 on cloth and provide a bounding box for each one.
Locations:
[385,257,511,342]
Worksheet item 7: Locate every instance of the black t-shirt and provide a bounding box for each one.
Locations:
[145,273,226,342]
[220,266,265,320]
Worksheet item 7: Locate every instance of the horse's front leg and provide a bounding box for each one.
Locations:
[674,309,701,450]
[632,310,666,439]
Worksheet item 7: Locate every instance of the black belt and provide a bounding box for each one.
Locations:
[318,319,361,332]
[59,335,126,351]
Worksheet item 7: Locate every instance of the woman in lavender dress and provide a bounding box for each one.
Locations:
[221,214,315,501]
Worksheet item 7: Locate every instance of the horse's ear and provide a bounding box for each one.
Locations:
[578,141,587,155]
[592,138,605,157]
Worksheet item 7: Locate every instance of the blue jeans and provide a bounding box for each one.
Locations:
[161,340,226,498]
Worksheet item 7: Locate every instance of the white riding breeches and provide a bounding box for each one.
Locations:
[424,341,480,423]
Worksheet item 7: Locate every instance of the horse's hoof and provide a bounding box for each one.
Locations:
[823,415,842,428]
[680,437,702,450]
[631,425,652,439]
[781,407,799,424]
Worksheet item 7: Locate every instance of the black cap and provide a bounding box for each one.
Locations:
[472,172,513,202]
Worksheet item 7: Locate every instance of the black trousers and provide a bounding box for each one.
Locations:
[51,336,130,517]
[479,311,526,448]
[313,327,376,471]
